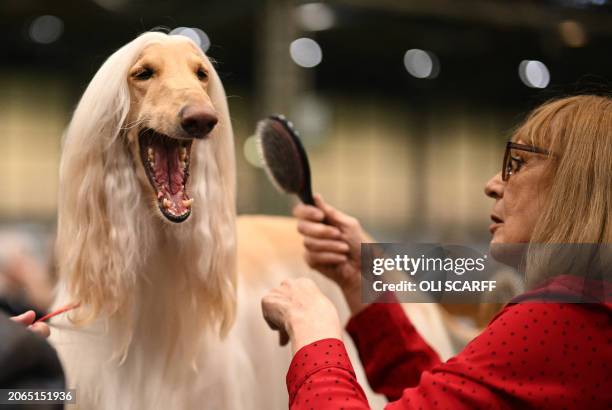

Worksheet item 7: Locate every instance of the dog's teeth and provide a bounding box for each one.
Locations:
[157,191,164,199]
[162,198,172,209]
[179,161,187,169]
[179,147,187,161]
[148,147,154,160]
[182,198,194,207]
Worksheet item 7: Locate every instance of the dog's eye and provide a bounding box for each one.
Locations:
[134,68,154,81]
[196,68,208,80]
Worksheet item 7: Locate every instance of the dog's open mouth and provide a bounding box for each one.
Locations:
[139,129,193,223]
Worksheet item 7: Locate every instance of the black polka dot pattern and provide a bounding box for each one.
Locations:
[286,294,611,409]
[287,338,368,408]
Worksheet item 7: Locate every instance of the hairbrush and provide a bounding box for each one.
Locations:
[255,115,316,206]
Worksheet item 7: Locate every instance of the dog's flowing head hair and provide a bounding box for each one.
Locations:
[56,32,237,352]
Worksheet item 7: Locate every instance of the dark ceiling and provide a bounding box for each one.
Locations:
[1,0,611,108]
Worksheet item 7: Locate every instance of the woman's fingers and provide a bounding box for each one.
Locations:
[28,322,50,339]
[304,237,350,254]
[294,194,360,233]
[10,311,50,338]
[293,203,325,222]
[261,294,285,328]
[261,292,291,346]
[313,194,354,228]
[10,310,36,326]
[297,220,342,239]
[262,278,342,352]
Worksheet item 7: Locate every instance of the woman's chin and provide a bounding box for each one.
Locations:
[489,229,531,269]
[489,230,505,245]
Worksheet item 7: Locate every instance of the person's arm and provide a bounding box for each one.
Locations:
[346,298,442,401]
[284,295,443,409]
[286,338,371,410]
[262,277,483,409]
[285,301,609,410]
[286,332,504,410]
[284,297,442,409]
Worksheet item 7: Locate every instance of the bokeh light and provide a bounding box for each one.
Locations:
[296,3,335,31]
[170,27,211,52]
[290,38,323,68]
[558,20,587,48]
[403,49,439,79]
[243,136,264,168]
[518,60,550,89]
[29,15,64,44]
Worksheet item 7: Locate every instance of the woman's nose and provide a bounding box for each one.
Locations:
[484,172,504,199]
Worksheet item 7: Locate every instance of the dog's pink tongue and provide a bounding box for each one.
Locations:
[152,142,189,215]
[153,144,184,193]
[167,145,183,195]
[154,148,169,185]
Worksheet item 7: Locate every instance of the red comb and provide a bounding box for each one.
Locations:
[35,302,81,323]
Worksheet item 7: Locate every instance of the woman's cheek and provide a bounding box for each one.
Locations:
[502,217,534,244]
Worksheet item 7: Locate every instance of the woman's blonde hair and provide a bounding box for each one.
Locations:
[513,94,612,244]
[511,95,612,287]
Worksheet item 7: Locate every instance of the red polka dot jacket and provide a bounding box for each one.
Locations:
[286,276,611,409]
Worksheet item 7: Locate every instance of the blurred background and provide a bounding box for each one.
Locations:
[1,0,611,318]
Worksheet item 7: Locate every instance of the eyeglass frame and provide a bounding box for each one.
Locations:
[502,141,550,181]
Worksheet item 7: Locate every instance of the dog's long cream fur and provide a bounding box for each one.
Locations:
[51,32,244,409]
[49,32,455,409]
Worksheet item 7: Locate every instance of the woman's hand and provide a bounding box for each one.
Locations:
[261,278,342,353]
[10,310,50,338]
[293,194,369,314]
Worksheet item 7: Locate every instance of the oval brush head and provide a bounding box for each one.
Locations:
[255,115,315,205]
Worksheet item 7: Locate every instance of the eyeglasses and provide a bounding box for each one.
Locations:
[502,141,550,181]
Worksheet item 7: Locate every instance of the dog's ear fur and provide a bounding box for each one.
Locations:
[56,32,237,339]
[57,33,145,324]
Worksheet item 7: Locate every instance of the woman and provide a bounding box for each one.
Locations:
[262,95,612,409]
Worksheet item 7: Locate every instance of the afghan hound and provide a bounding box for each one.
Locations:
[49,32,457,409]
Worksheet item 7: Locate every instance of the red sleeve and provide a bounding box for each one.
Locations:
[346,301,442,400]
[286,338,370,409]
[382,302,611,409]
[286,302,611,410]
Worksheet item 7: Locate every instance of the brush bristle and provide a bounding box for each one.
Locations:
[255,117,305,195]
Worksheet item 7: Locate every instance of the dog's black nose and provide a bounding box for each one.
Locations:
[179,105,218,138]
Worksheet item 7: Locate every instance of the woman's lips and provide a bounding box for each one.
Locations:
[489,214,503,234]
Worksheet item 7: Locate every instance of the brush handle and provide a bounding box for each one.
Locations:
[300,190,316,207]
[299,190,330,225]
